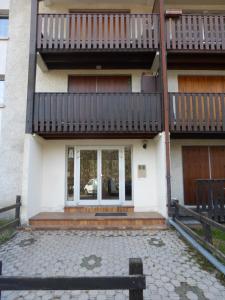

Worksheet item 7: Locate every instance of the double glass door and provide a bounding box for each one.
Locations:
[75,147,125,205]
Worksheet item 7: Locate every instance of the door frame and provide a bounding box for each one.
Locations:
[66,146,126,206]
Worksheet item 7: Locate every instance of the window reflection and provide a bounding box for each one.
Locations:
[0,17,9,38]
[67,148,74,201]
[125,147,132,201]
[102,150,119,200]
[80,150,98,200]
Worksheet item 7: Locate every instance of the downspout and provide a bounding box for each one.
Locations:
[25,0,38,134]
[153,0,172,216]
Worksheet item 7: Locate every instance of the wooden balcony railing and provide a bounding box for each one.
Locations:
[166,15,225,51]
[33,93,162,135]
[37,13,159,51]
[169,93,225,133]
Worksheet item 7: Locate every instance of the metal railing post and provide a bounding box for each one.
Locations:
[15,196,21,227]
[129,258,144,300]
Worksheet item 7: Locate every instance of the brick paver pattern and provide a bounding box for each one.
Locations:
[0,230,225,299]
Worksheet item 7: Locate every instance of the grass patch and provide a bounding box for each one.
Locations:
[170,227,225,284]
[0,219,16,244]
[192,227,225,255]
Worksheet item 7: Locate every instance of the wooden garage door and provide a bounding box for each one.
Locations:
[183,147,210,205]
[68,76,131,93]
[183,146,225,205]
[178,76,225,93]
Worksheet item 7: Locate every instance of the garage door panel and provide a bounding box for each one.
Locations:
[182,146,210,205]
[68,76,131,93]
[210,147,225,179]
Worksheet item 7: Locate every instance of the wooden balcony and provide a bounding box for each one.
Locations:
[32,93,162,138]
[169,93,225,135]
[37,13,159,69]
[166,14,225,69]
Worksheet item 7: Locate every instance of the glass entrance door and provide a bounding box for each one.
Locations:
[76,147,124,205]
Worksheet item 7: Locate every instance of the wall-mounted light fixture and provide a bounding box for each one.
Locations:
[142,140,148,149]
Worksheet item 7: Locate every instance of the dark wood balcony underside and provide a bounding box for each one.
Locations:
[167,52,225,70]
[32,93,162,138]
[39,50,157,70]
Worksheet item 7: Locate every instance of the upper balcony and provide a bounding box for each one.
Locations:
[37,13,159,69]
[166,14,225,69]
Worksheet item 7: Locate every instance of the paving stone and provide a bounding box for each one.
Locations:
[0,230,225,299]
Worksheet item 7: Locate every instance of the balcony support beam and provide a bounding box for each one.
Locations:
[26,0,38,133]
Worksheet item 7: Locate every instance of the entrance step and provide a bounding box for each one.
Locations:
[29,212,166,230]
[64,206,134,214]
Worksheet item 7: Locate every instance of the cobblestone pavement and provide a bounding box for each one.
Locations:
[0,230,225,300]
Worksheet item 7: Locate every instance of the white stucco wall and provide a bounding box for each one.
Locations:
[22,136,168,222]
[165,0,225,11]
[21,135,43,223]
[154,133,168,217]
[0,0,30,208]
[40,0,153,14]
[171,139,225,205]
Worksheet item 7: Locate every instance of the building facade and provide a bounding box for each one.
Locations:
[1,0,225,226]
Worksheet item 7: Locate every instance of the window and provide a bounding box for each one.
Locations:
[0,78,5,105]
[0,16,9,38]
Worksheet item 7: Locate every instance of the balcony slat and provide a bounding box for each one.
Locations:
[65,15,70,49]
[121,15,125,48]
[37,15,42,49]
[125,15,130,49]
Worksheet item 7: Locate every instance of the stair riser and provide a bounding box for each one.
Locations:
[29,219,166,230]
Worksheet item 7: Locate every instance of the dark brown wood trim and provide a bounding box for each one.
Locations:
[157,0,172,213]
[26,0,38,133]
[37,133,159,140]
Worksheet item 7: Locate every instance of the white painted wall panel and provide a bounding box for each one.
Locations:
[21,135,43,223]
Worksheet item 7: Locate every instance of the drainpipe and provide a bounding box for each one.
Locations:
[26,0,38,134]
[153,0,172,216]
